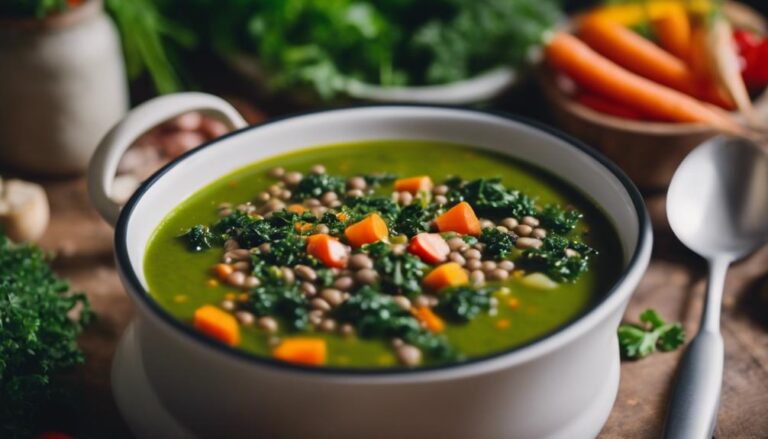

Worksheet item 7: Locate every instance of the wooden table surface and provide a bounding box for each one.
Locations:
[37,167,768,438]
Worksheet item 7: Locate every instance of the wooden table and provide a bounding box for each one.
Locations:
[37,170,768,438]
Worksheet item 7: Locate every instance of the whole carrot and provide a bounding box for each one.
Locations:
[653,6,691,61]
[579,14,694,92]
[546,32,739,132]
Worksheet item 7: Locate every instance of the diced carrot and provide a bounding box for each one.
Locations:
[307,233,349,268]
[394,176,433,194]
[213,263,234,280]
[495,319,511,329]
[294,221,313,233]
[434,202,481,236]
[546,32,739,131]
[287,203,305,214]
[408,233,450,264]
[193,305,240,346]
[412,306,445,333]
[423,262,469,291]
[652,6,691,60]
[575,93,647,120]
[507,297,521,309]
[344,213,388,247]
[206,278,219,288]
[336,212,349,222]
[272,338,327,366]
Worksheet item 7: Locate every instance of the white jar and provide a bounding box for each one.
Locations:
[0,0,128,176]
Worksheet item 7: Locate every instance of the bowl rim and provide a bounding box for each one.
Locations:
[115,104,651,377]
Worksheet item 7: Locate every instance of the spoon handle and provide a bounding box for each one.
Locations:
[661,331,724,439]
[662,259,727,439]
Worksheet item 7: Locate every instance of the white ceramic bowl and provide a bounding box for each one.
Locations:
[89,93,652,438]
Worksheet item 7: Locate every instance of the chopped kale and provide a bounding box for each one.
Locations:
[370,244,428,296]
[294,173,346,200]
[539,204,582,234]
[265,234,307,267]
[316,267,335,287]
[180,224,218,251]
[479,227,516,259]
[247,283,309,330]
[618,309,685,360]
[447,178,536,218]
[437,286,494,322]
[319,211,347,235]
[520,235,594,283]
[394,203,434,237]
[333,287,455,361]
[342,196,400,224]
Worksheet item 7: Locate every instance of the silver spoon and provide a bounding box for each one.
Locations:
[663,135,768,438]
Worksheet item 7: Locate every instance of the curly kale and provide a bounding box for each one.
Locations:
[368,243,428,296]
[266,234,307,267]
[618,309,685,360]
[479,227,516,259]
[447,178,536,218]
[247,283,309,330]
[520,235,595,283]
[539,204,583,234]
[333,287,455,361]
[363,173,397,187]
[437,286,494,322]
[0,234,93,438]
[180,224,218,251]
[342,196,400,224]
[293,173,346,200]
[394,203,435,237]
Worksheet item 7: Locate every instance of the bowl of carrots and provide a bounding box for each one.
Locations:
[540,0,768,190]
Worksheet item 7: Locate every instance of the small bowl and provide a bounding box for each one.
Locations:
[540,1,768,191]
[88,94,652,438]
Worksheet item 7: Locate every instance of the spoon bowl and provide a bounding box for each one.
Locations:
[667,135,768,260]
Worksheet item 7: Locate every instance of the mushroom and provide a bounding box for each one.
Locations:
[0,177,50,242]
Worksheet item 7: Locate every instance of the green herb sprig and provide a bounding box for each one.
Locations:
[618,309,685,360]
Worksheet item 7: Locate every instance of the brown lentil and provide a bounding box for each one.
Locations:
[346,188,364,198]
[333,276,354,291]
[281,267,296,284]
[220,299,236,311]
[498,260,515,271]
[305,198,322,207]
[320,318,337,332]
[514,224,533,237]
[320,191,338,205]
[258,243,271,254]
[349,253,373,270]
[347,176,366,190]
[434,195,448,205]
[310,164,326,174]
[395,344,422,367]
[321,288,344,307]
[449,252,466,266]
[393,295,412,311]
[268,167,285,178]
[244,276,261,288]
[227,271,246,287]
[283,171,303,187]
[447,237,466,251]
[463,248,482,260]
[294,265,317,282]
[235,310,255,326]
[311,298,332,312]
[490,269,510,281]
[479,219,495,229]
[470,270,485,285]
[355,268,379,285]
[466,259,482,271]
[224,239,240,251]
[501,217,519,229]
[433,184,449,195]
[300,282,317,297]
[522,216,540,227]
[314,224,330,234]
[308,310,324,326]
[516,237,543,250]
[279,189,292,201]
[258,316,279,333]
[340,323,355,337]
[532,228,547,239]
[268,184,282,196]
[232,261,250,272]
[481,260,497,272]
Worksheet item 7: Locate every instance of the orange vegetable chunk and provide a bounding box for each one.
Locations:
[652,6,691,61]
[287,204,305,214]
[344,213,388,247]
[408,233,450,264]
[193,305,241,346]
[423,262,469,291]
[394,176,433,194]
[412,306,445,333]
[212,263,234,280]
[434,202,481,236]
[273,338,327,366]
[307,233,349,268]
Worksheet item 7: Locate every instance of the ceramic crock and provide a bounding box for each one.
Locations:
[89,93,652,439]
[0,0,128,176]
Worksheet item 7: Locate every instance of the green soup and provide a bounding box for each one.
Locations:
[144,141,623,368]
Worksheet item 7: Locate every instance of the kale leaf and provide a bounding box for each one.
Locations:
[370,244,428,296]
[342,196,400,224]
[520,235,594,283]
[479,227,516,259]
[0,233,93,438]
[363,173,397,187]
[618,309,685,360]
[437,286,494,322]
[247,283,309,330]
[394,203,434,237]
[539,204,582,234]
[180,224,218,251]
[294,173,346,200]
[447,178,536,218]
[333,287,455,361]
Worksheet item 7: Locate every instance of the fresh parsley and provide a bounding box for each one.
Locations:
[618,309,685,360]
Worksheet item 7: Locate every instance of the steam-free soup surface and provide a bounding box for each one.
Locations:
[144,141,622,368]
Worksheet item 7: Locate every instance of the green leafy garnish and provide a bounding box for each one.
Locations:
[0,233,93,438]
[294,173,346,200]
[618,309,685,360]
[247,284,309,330]
[479,227,516,259]
[181,224,218,251]
[447,177,536,218]
[520,235,594,283]
[368,242,428,297]
[437,286,494,322]
[539,204,582,234]
[394,203,435,237]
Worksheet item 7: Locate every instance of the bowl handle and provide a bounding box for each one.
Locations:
[87,92,247,227]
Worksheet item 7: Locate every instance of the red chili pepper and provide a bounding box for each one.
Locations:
[733,29,768,91]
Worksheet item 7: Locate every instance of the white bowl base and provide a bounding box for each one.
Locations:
[112,321,621,439]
